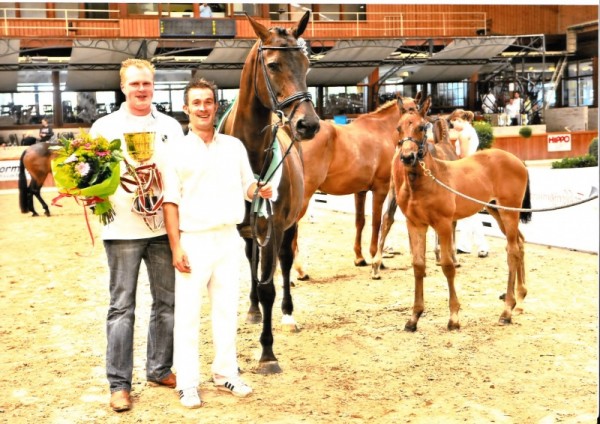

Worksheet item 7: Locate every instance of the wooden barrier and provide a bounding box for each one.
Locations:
[491,131,597,161]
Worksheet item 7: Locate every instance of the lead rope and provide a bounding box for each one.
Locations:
[419,160,598,212]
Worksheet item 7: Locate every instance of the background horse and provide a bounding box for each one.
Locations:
[292,95,420,281]
[371,109,459,279]
[220,11,320,374]
[393,96,531,331]
[19,142,52,217]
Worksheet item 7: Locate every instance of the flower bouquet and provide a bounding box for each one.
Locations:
[51,131,123,225]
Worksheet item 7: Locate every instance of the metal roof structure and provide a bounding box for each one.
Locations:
[0,33,572,91]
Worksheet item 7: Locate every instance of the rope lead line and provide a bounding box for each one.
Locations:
[419,160,598,213]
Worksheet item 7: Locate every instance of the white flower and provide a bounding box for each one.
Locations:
[297,37,308,57]
[64,154,78,164]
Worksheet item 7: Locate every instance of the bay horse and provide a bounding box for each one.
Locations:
[393,96,531,331]
[292,95,420,281]
[220,11,320,374]
[19,142,53,217]
[371,109,460,279]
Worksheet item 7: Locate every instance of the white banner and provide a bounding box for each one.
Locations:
[0,160,27,181]
[547,133,572,152]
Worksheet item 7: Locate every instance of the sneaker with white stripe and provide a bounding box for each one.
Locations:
[216,378,253,398]
[178,387,202,409]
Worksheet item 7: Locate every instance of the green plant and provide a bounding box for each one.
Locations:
[551,154,598,169]
[473,121,494,150]
[588,137,598,161]
[518,126,533,138]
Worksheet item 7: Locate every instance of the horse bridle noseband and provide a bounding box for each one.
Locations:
[399,133,428,167]
[256,42,314,136]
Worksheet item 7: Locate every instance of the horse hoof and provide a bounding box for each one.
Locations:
[246,311,262,324]
[44,211,51,217]
[498,316,512,326]
[31,213,39,217]
[256,361,282,375]
[371,274,381,281]
[447,321,461,331]
[281,315,300,333]
[297,274,310,281]
[404,322,417,332]
[499,293,506,301]
[513,307,524,315]
[354,259,368,267]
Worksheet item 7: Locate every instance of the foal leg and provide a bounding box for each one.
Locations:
[371,191,397,280]
[495,213,522,325]
[436,224,460,330]
[513,230,527,315]
[353,191,368,266]
[405,224,428,332]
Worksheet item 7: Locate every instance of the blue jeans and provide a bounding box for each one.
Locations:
[104,235,175,392]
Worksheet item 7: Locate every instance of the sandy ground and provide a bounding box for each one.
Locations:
[0,190,598,424]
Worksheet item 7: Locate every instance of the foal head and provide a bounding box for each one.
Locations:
[397,96,432,167]
[247,12,320,141]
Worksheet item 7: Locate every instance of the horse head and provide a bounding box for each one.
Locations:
[246,12,320,141]
[397,96,432,167]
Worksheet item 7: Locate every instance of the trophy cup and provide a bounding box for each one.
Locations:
[122,132,164,230]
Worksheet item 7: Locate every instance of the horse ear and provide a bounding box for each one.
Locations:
[245,12,271,42]
[415,91,423,104]
[293,11,311,38]
[421,96,432,116]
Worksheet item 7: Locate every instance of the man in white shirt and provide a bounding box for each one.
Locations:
[89,58,184,413]
[163,77,272,409]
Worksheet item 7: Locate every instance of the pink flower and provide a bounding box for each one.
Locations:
[97,151,109,157]
[75,161,91,177]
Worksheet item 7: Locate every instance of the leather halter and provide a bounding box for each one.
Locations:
[398,122,429,167]
[255,42,313,140]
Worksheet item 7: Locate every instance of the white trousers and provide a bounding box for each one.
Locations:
[456,213,489,254]
[173,226,243,390]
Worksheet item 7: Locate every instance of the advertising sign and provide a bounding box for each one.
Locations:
[547,133,572,152]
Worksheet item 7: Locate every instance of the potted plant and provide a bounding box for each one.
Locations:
[518,126,533,138]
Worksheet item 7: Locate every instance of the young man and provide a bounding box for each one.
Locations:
[163,78,272,409]
[89,58,184,412]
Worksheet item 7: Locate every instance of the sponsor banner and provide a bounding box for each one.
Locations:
[547,133,572,152]
[0,160,28,181]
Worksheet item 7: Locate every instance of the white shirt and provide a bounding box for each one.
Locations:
[162,131,257,233]
[455,123,479,157]
[89,103,184,240]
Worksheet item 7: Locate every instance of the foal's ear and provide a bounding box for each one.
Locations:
[293,11,311,38]
[420,96,432,117]
[246,12,270,42]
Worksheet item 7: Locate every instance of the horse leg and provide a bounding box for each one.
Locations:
[370,189,391,279]
[435,223,459,267]
[31,181,50,216]
[244,238,262,324]
[291,221,309,281]
[279,224,299,332]
[255,240,282,375]
[404,223,428,332]
[371,194,396,279]
[513,230,527,314]
[436,223,460,330]
[27,182,39,217]
[494,211,522,325]
[353,191,367,266]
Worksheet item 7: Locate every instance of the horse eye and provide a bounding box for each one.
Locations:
[267,62,280,72]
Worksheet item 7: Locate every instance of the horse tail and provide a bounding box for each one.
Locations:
[18,150,30,213]
[520,172,532,224]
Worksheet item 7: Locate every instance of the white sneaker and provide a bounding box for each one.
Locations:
[178,387,202,409]
[216,377,253,398]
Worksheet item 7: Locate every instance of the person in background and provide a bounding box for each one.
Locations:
[38,118,54,142]
[448,108,489,258]
[505,98,520,126]
[89,58,185,413]
[481,88,496,114]
[200,3,212,17]
[163,77,272,409]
